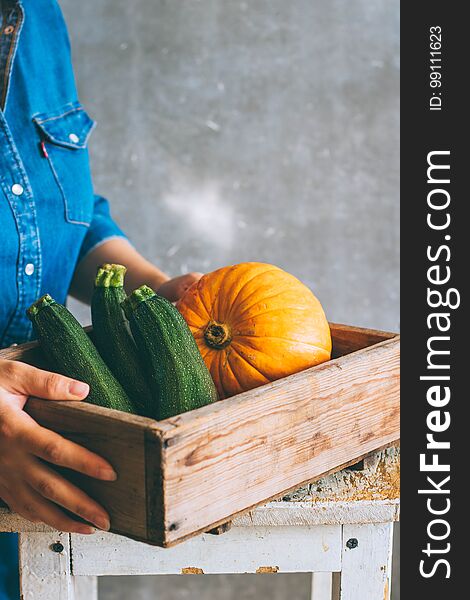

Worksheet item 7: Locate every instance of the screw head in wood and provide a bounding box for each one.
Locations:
[50,542,64,553]
[346,538,358,549]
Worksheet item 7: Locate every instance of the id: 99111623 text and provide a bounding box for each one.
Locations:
[429,26,442,111]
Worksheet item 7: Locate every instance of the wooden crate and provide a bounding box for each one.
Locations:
[0,323,400,547]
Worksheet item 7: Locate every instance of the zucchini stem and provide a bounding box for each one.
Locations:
[95,264,127,288]
[122,285,156,317]
[26,294,56,318]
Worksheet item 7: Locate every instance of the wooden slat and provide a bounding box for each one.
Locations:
[158,337,399,545]
[18,532,73,599]
[24,400,169,541]
[329,323,396,357]
[338,523,394,599]
[70,525,342,576]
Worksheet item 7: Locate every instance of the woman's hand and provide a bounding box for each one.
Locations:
[0,359,115,534]
[155,272,202,303]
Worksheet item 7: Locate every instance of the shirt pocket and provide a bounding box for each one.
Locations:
[33,102,96,226]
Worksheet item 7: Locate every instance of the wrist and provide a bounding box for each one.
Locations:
[138,266,170,293]
[119,256,170,293]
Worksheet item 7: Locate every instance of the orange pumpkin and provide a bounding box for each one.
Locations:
[176,262,331,399]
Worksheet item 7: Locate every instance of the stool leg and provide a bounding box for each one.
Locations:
[336,523,393,600]
[18,532,75,600]
[74,575,98,599]
[311,572,334,599]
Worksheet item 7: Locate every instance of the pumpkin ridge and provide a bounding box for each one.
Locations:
[215,264,244,321]
[227,269,312,319]
[216,349,230,398]
[207,265,238,321]
[230,343,272,382]
[232,334,331,353]
[233,305,314,327]
[180,304,209,329]
[198,342,213,362]
[225,266,280,321]
[233,288,302,320]
[197,283,214,322]
[194,269,226,323]
[225,351,244,396]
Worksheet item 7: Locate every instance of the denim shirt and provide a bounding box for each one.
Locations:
[0,0,126,348]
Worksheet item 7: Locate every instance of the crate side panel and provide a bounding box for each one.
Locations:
[329,323,397,357]
[25,399,149,540]
[144,429,165,544]
[162,338,399,544]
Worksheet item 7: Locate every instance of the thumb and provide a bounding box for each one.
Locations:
[3,361,89,401]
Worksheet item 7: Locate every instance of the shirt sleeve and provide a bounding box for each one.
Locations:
[78,195,128,262]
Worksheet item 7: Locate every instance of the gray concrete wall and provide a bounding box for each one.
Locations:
[61,0,399,598]
[64,0,399,333]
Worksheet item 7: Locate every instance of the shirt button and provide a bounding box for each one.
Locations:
[25,263,35,276]
[3,25,15,35]
[12,183,24,196]
[69,133,79,143]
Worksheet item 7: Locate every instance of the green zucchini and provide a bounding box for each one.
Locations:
[122,285,218,419]
[27,294,135,413]
[91,264,155,417]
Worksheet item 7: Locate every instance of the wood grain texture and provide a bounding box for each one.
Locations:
[158,336,399,545]
[329,323,395,357]
[233,500,400,527]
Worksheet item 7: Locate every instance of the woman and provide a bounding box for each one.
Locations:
[0,1,200,597]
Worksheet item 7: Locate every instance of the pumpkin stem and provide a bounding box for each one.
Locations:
[204,321,232,350]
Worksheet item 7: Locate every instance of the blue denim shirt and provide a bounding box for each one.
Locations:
[0,0,126,348]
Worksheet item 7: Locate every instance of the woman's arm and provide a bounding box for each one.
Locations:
[70,237,202,304]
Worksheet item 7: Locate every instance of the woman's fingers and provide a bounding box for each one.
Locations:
[157,272,203,302]
[2,360,89,400]
[32,497,95,534]
[26,459,110,530]
[9,485,95,534]
[20,488,94,534]
[16,420,116,481]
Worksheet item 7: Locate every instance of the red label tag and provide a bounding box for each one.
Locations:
[40,141,49,158]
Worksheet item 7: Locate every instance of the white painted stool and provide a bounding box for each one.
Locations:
[0,448,399,600]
